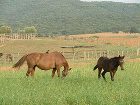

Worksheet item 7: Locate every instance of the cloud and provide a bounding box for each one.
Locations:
[80,0,140,3]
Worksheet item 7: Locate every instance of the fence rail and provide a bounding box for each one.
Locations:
[62,49,140,60]
[0,49,138,64]
[0,34,37,44]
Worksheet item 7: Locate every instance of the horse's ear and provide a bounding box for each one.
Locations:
[69,68,72,71]
[122,56,125,59]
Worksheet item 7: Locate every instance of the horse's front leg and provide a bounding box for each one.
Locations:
[57,68,60,77]
[110,70,116,81]
[52,68,56,78]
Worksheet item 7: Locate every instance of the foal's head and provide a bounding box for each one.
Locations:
[118,55,125,70]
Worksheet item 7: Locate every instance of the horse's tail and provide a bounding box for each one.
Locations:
[12,54,28,69]
[93,65,98,70]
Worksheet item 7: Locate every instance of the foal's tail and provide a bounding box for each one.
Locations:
[93,65,98,70]
[12,54,28,69]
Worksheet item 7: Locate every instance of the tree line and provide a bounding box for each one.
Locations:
[0,25,37,34]
[0,0,140,35]
[0,25,139,35]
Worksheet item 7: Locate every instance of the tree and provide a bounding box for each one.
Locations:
[0,25,12,34]
[130,27,139,33]
[24,26,37,34]
[17,29,25,34]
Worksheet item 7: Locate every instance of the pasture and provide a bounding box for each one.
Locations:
[0,62,140,105]
[0,33,140,105]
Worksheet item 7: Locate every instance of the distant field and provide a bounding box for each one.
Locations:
[1,32,140,51]
[1,33,140,53]
[0,62,140,105]
[0,33,139,64]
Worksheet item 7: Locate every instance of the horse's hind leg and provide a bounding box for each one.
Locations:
[26,68,32,77]
[98,68,102,79]
[52,68,56,78]
[30,66,36,77]
[26,67,35,77]
[102,71,107,81]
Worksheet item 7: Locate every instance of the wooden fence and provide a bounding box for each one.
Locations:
[0,49,139,64]
[0,34,36,43]
[62,49,140,61]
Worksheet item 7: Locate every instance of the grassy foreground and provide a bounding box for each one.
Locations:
[0,62,140,105]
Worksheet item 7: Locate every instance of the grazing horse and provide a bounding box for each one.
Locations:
[93,55,125,81]
[13,51,71,78]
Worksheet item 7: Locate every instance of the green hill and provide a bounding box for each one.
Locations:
[0,0,140,35]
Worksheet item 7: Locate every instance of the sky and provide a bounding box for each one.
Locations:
[80,0,140,3]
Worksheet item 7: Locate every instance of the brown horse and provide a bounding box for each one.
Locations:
[93,55,125,81]
[13,51,71,78]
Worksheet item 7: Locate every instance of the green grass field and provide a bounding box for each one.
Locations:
[0,62,140,105]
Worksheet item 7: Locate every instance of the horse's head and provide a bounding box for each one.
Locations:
[62,68,71,78]
[118,55,125,70]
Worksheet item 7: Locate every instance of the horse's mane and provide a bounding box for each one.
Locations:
[109,57,120,66]
[109,56,119,60]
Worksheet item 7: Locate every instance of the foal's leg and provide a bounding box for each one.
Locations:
[102,71,107,81]
[110,70,116,81]
[110,71,113,81]
[52,68,56,78]
[98,68,102,79]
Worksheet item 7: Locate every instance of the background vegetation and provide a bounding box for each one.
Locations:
[0,0,140,35]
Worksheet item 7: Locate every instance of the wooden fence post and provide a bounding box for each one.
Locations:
[137,48,140,56]
[84,52,86,60]
[87,52,90,60]
[73,52,76,61]
[107,50,110,57]
[121,51,124,56]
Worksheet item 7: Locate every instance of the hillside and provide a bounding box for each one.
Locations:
[0,0,140,35]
